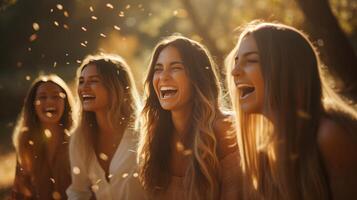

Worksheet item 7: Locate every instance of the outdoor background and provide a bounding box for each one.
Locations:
[0,0,356,199]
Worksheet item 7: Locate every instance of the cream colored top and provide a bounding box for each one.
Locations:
[156,150,241,200]
[66,128,146,200]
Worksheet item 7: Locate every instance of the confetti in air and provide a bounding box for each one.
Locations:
[91,16,98,20]
[106,3,114,9]
[32,23,40,31]
[133,172,138,178]
[114,25,121,31]
[59,92,66,99]
[122,173,129,178]
[73,167,80,175]
[25,76,31,81]
[99,153,108,161]
[28,140,34,145]
[118,11,125,17]
[56,4,63,10]
[44,129,52,138]
[46,112,53,118]
[81,27,87,32]
[100,33,107,38]
[50,178,56,183]
[53,21,59,27]
[29,34,37,42]
[64,11,69,17]
[89,6,94,12]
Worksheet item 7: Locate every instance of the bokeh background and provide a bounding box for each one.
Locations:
[0,0,356,199]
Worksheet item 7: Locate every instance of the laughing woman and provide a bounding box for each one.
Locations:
[66,54,146,200]
[12,74,75,199]
[226,21,357,200]
[138,36,241,200]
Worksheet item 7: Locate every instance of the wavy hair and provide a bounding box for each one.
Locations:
[70,54,141,166]
[138,35,224,200]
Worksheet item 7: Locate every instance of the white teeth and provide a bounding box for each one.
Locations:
[82,94,95,98]
[159,86,178,99]
[237,84,254,89]
[160,86,177,91]
[45,107,56,112]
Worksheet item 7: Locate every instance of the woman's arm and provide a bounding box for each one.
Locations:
[318,118,357,199]
[11,160,34,200]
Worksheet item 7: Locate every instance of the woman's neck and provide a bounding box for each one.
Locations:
[171,103,193,138]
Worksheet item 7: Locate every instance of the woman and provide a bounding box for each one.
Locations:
[66,54,146,200]
[12,74,75,199]
[226,21,357,199]
[138,35,240,200]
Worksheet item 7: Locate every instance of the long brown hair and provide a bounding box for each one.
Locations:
[12,74,75,180]
[70,54,141,166]
[225,22,350,199]
[138,35,224,199]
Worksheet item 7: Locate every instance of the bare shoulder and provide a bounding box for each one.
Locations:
[214,112,238,159]
[317,117,357,170]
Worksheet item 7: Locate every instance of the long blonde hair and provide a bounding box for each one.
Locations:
[138,36,223,200]
[70,54,141,165]
[226,22,357,199]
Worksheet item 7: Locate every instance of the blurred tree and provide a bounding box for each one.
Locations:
[295,0,357,100]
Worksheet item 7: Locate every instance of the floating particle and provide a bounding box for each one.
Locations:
[53,62,57,68]
[81,26,87,31]
[28,140,34,145]
[46,112,53,118]
[176,142,184,152]
[64,11,69,17]
[44,129,52,138]
[50,8,54,13]
[53,21,59,26]
[99,153,108,161]
[59,92,66,99]
[73,167,80,175]
[114,25,121,31]
[50,178,56,183]
[118,11,124,17]
[80,42,87,47]
[76,60,82,64]
[28,47,32,52]
[133,172,138,178]
[89,6,94,12]
[100,33,106,38]
[25,75,31,81]
[29,34,37,42]
[125,4,131,9]
[56,4,63,10]
[32,23,40,31]
[173,10,178,16]
[63,24,69,29]
[91,16,98,20]
[122,173,129,178]
[106,3,114,9]
[21,126,29,132]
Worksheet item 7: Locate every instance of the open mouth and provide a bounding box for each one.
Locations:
[160,86,178,99]
[238,85,255,99]
[82,94,96,102]
[44,107,56,117]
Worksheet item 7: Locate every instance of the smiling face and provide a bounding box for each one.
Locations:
[231,34,265,114]
[152,45,193,111]
[78,64,109,112]
[34,82,65,125]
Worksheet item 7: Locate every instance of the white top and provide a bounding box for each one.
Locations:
[66,128,146,200]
